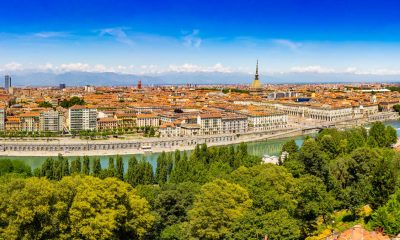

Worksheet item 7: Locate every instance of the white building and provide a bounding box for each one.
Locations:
[221,114,248,134]
[307,106,353,122]
[197,113,222,135]
[245,111,288,132]
[68,106,97,131]
[40,110,64,132]
[136,114,160,127]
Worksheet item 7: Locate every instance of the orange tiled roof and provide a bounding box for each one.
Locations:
[326,225,390,240]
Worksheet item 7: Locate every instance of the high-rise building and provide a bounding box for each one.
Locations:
[4,75,11,90]
[0,108,5,131]
[59,83,66,89]
[68,106,97,131]
[250,60,262,90]
[137,80,142,89]
[40,110,64,132]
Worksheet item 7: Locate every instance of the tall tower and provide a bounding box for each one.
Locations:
[137,80,142,89]
[4,75,11,91]
[250,60,262,90]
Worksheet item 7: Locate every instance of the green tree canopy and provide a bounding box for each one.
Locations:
[188,179,252,239]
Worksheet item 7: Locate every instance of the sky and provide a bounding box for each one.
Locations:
[1,0,400,75]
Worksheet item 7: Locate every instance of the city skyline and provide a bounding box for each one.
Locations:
[1,0,400,78]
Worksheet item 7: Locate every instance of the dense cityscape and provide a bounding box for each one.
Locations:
[2,1,400,240]
[1,63,400,156]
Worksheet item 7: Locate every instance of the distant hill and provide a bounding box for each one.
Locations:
[1,70,400,87]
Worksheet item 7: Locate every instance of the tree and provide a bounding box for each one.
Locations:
[92,158,102,177]
[41,157,54,179]
[126,156,139,186]
[385,125,398,147]
[369,188,400,236]
[107,157,115,177]
[368,122,388,147]
[281,139,299,154]
[393,104,400,113]
[188,179,252,239]
[126,157,153,186]
[170,151,190,183]
[227,209,301,240]
[229,164,297,213]
[0,175,155,239]
[37,101,53,108]
[298,138,328,179]
[154,182,201,229]
[0,176,57,239]
[60,96,85,108]
[67,176,155,239]
[82,156,90,175]
[115,155,124,180]
[0,159,31,176]
[319,135,339,159]
[295,175,335,236]
[156,152,169,184]
[70,157,82,174]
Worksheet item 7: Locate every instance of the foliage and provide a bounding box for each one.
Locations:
[0,175,155,239]
[369,188,400,236]
[0,159,31,177]
[37,101,53,108]
[60,96,85,108]
[187,179,252,239]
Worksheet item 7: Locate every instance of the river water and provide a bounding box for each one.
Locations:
[1,120,399,171]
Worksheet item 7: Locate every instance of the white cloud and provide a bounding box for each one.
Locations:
[290,65,336,73]
[59,63,91,72]
[2,62,23,71]
[272,39,302,50]
[352,68,400,75]
[167,63,232,73]
[33,32,70,38]
[182,29,202,48]
[99,27,134,45]
[4,62,400,76]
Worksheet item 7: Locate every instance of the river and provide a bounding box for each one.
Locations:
[1,120,399,171]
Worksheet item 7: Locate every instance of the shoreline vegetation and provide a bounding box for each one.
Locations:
[0,122,400,239]
[1,117,398,157]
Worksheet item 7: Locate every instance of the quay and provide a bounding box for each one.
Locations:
[0,111,397,157]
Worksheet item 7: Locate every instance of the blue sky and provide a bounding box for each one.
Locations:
[1,0,400,75]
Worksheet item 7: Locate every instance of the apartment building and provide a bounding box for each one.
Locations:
[5,117,21,132]
[98,117,118,130]
[221,113,248,134]
[40,110,64,132]
[245,111,288,132]
[68,106,97,131]
[197,113,222,135]
[20,112,40,132]
[136,114,160,127]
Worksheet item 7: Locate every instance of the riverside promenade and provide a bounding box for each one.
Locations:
[0,127,303,157]
[0,112,397,157]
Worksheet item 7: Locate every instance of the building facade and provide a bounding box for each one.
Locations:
[68,106,97,131]
[20,112,40,132]
[136,114,160,127]
[40,110,64,132]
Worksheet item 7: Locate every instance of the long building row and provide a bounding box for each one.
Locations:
[0,104,290,137]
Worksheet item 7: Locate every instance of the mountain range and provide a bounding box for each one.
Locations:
[1,71,400,87]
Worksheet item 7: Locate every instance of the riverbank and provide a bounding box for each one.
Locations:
[0,127,305,157]
[0,114,398,157]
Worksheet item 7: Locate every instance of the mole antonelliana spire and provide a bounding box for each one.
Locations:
[250,60,262,90]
